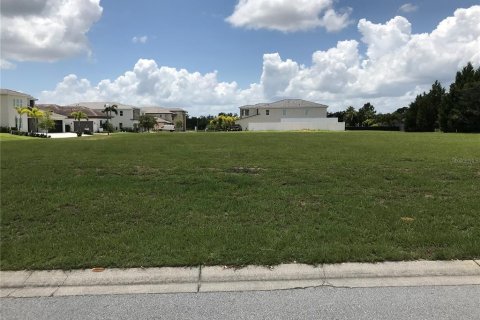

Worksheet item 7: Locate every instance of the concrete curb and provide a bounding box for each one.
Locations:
[1,260,479,298]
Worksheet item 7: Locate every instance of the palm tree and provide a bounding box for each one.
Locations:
[70,111,89,122]
[102,104,118,135]
[14,106,27,131]
[70,111,89,134]
[21,107,44,132]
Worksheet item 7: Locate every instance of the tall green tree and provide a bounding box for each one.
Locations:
[139,114,156,132]
[415,81,445,131]
[404,97,420,131]
[357,103,376,127]
[344,106,358,126]
[102,104,118,135]
[439,62,480,132]
[38,111,56,135]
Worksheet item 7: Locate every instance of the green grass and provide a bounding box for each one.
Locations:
[0,133,34,141]
[1,131,479,270]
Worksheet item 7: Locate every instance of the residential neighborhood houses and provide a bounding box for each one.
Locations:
[0,89,189,133]
[1,88,345,134]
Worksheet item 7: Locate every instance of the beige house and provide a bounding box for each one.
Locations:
[0,89,37,132]
[236,99,345,131]
[141,106,187,131]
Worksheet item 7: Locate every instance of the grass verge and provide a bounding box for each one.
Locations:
[1,131,479,270]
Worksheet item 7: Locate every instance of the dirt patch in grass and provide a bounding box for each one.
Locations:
[227,166,265,174]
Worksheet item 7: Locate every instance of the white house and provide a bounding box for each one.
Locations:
[69,102,141,131]
[236,99,345,131]
[0,89,37,132]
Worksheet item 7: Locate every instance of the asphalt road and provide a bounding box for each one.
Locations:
[2,285,479,320]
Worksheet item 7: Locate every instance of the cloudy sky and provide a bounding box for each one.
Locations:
[1,0,479,115]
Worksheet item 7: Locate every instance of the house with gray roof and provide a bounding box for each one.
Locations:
[236,99,345,131]
[37,104,108,133]
[69,102,141,131]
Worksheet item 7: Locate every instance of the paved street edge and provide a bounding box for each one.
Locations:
[1,260,479,298]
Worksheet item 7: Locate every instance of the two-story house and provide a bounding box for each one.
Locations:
[141,106,187,131]
[0,89,37,132]
[70,102,141,131]
[236,99,345,131]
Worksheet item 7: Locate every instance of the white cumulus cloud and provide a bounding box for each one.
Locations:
[0,0,103,64]
[262,6,480,110]
[39,59,263,116]
[40,6,480,115]
[132,36,148,44]
[226,0,352,32]
[399,3,418,13]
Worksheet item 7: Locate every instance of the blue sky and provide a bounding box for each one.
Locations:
[1,0,479,115]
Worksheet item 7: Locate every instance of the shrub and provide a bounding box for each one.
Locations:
[102,122,115,133]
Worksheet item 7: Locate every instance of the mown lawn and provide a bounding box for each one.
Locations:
[1,131,479,270]
[0,133,34,141]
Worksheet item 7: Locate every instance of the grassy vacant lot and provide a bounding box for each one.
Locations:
[1,131,479,270]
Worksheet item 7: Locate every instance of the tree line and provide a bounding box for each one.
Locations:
[405,62,480,132]
[328,103,407,128]
[185,113,239,131]
[327,62,479,132]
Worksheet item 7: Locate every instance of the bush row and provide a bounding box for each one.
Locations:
[346,126,400,131]
[10,131,51,138]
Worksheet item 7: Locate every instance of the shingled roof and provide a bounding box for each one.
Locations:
[36,104,106,118]
[240,99,328,109]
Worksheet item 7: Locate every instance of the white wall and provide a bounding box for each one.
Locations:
[241,107,327,123]
[246,118,345,131]
[0,94,30,131]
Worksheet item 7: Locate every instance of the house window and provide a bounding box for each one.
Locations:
[119,123,123,129]
[283,109,287,116]
[245,109,249,116]
[256,109,259,115]
[119,111,123,116]
[266,110,270,115]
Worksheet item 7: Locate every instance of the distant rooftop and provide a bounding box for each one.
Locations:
[240,99,328,109]
[68,102,140,110]
[142,106,187,113]
[141,106,173,114]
